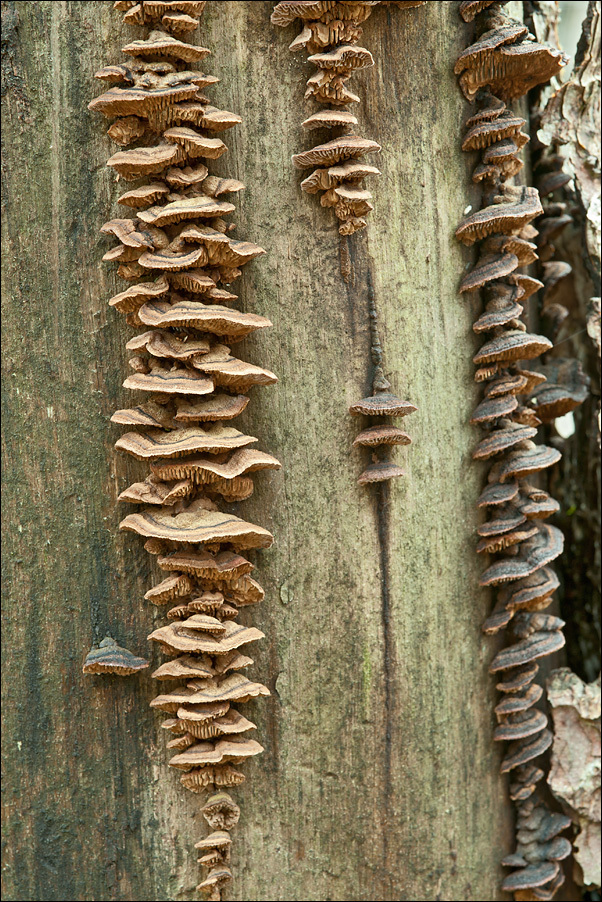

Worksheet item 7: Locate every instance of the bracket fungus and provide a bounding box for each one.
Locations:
[454,5,586,899]
[91,4,280,896]
[82,636,149,675]
[349,276,417,485]
[271,0,424,250]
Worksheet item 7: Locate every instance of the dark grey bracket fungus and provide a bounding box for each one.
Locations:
[82,636,149,675]
[90,3,280,898]
[454,4,586,901]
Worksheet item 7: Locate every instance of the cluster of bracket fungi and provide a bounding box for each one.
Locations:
[90,2,280,898]
[271,0,425,240]
[455,3,588,900]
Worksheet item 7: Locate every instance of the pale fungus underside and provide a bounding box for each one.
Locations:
[454,4,586,900]
[91,3,279,898]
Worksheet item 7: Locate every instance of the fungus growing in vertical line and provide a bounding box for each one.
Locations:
[90,3,279,896]
[271,0,425,244]
[454,4,586,899]
[348,274,417,485]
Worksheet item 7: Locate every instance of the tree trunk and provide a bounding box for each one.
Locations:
[1,2,515,900]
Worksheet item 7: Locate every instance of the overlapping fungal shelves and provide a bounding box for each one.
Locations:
[89,2,280,898]
[454,3,587,900]
[271,0,423,485]
[270,0,425,240]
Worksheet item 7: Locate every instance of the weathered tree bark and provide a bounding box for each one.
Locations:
[2,2,515,900]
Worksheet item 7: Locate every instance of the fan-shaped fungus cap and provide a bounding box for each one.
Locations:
[460,253,519,293]
[462,113,526,151]
[357,461,406,485]
[137,299,272,340]
[108,275,170,314]
[516,487,559,521]
[456,186,543,245]
[512,612,565,638]
[151,448,281,487]
[459,1,509,21]
[473,422,538,460]
[308,44,374,71]
[121,503,274,550]
[82,636,149,675]
[158,548,254,580]
[477,522,539,554]
[352,425,411,447]
[196,866,233,898]
[455,23,566,101]
[496,662,539,695]
[302,109,359,130]
[529,358,589,421]
[148,619,265,656]
[501,728,553,773]
[123,365,214,396]
[474,330,552,365]
[480,524,564,586]
[169,736,264,769]
[194,830,232,852]
[493,709,548,742]
[470,393,518,424]
[349,393,417,417]
[495,683,543,717]
[107,143,184,180]
[175,394,250,423]
[477,478,519,507]
[202,792,240,830]
[489,630,565,673]
[292,136,381,169]
[496,444,561,482]
[477,503,526,537]
[499,566,559,613]
[122,29,210,64]
[152,655,214,680]
[115,425,257,460]
[502,862,560,894]
[89,83,198,119]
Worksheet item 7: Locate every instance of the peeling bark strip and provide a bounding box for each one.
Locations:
[89,2,279,897]
[271,0,425,236]
[454,4,585,901]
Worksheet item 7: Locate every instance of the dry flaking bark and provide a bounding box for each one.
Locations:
[546,668,601,891]
[3,3,512,900]
[528,0,602,685]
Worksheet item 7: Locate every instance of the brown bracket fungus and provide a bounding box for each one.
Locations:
[454,5,588,899]
[348,276,417,485]
[82,636,149,675]
[90,4,280,896]
[271,0,424,256]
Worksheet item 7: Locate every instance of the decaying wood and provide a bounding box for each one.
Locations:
[3,3,513,900]
[547,668,601,891]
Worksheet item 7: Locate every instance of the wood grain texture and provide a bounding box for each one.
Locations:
[1,2,513,899]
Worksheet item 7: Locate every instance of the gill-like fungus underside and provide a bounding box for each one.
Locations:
[90,2,280,897]
[454,4,586,900]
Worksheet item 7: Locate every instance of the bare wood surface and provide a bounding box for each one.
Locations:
[1,2,513,899]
